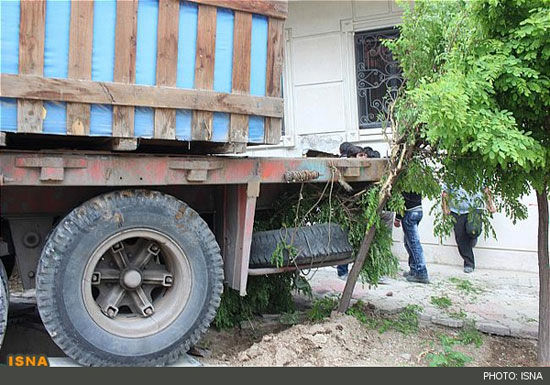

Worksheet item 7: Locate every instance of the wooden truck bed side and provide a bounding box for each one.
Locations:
[0,0,286,149]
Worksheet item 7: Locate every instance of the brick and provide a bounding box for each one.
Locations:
[431,316,464,328]
[477,322,511,336]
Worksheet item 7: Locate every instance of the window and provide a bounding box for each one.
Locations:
[354,27,402,129]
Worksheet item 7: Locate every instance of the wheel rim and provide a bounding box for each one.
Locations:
[82,229,192,338]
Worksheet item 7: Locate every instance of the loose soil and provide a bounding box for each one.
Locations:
[198,313,537,367]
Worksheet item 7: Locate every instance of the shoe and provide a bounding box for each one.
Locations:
[403,271,411,278]
[406,274,430,284]
[464,266,474,273]
[338,273,349,281]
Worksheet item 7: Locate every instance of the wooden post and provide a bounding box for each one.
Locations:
[113,0,138,139]
[229,11,252,143]
[192,4,217,141]
[154,0,180,140]
[17,0,46,133]
[67,0,94,135]
[264,17,284,144]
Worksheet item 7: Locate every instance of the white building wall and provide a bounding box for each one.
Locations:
[246,0,541,273]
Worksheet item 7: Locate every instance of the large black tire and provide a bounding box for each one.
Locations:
[36,190,223,366]
[0,259,8,349]
[249,223,353,268]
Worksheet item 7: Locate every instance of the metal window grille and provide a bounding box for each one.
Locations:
[355,27,402,129]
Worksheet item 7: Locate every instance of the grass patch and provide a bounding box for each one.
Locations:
[279,311,301,325]
[308,296,339,322]
[347,302,423,335]
[426,322,483,367]
[346,300,379,328]
[430,295,452,309]
[449,277,484,295]
[426,349,473,367]
[213,273,296,329]
[448,309,468,320]
[426,330,479,367]
[456,325,484,347]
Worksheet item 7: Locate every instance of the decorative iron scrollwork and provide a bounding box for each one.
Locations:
[355,28,402,129]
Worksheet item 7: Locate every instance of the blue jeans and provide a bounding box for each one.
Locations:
[337,264,348,276]
[402,210,428,279]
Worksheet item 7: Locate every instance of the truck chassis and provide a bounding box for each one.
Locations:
[0,149,385,365]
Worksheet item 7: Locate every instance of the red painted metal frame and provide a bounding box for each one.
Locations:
[0,150,386,294]
[223,181,260,295]
[0,151,386,186]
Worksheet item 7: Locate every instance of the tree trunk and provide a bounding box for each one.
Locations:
[337,142,415,313]
[337,225,377,313]
[536,186,549,366]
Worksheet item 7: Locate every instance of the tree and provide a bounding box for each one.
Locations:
[337,0,550,365]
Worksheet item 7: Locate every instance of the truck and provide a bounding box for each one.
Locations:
[0,0,385,366]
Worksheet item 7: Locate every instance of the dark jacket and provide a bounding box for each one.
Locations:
[396,192,422,220]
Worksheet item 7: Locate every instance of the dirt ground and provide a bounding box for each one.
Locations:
[4,267,538,367]
[197,312,537,367]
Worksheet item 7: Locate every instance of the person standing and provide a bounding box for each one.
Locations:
[394,192,429,284]
[442,186,496,273]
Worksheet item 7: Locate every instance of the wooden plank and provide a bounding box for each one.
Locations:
[264,17,285,144]
[17,0,46,133]
[1,74,284,118]
[153,0,180,140]
[113,0,138,138]
[229,11,252,143]
[192,4,217,141]
[191,0,288,20]
[67,0,94,135]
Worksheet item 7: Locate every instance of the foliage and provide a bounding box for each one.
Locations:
[448,309,468,320]
[255,183,399,286]
[213,273,296,329]
[382,0,549,243]
[427,323,482,367]
[279,311,301,326]
[308,296,339,322]
[347,302,423,335]
[430,296,453,309]
[457,325,484,348]
[386,304,424,335]
[449,277,484,295]
[270,240,298,269]
[426,347,473,367]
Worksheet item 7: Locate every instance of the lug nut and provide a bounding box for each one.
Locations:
[165,276,173,284]
[144,307,153,316]
[107,308,117,318]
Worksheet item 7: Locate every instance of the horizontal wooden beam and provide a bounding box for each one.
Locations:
[190,0,287,19]
[0,74,284,118]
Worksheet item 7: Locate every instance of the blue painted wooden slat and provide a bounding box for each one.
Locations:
[212,8,234,142]
[90,0,116,136]
[249,14,268,143]
[42,0,71,134]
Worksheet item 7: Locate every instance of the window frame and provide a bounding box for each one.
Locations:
[354,26,402,130]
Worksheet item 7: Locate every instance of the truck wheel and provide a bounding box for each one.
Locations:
[36,190,223,366]
[0,259,8,349]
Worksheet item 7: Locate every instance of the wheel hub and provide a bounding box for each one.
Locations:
[121,269,142,289]
[82,230,193,338]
